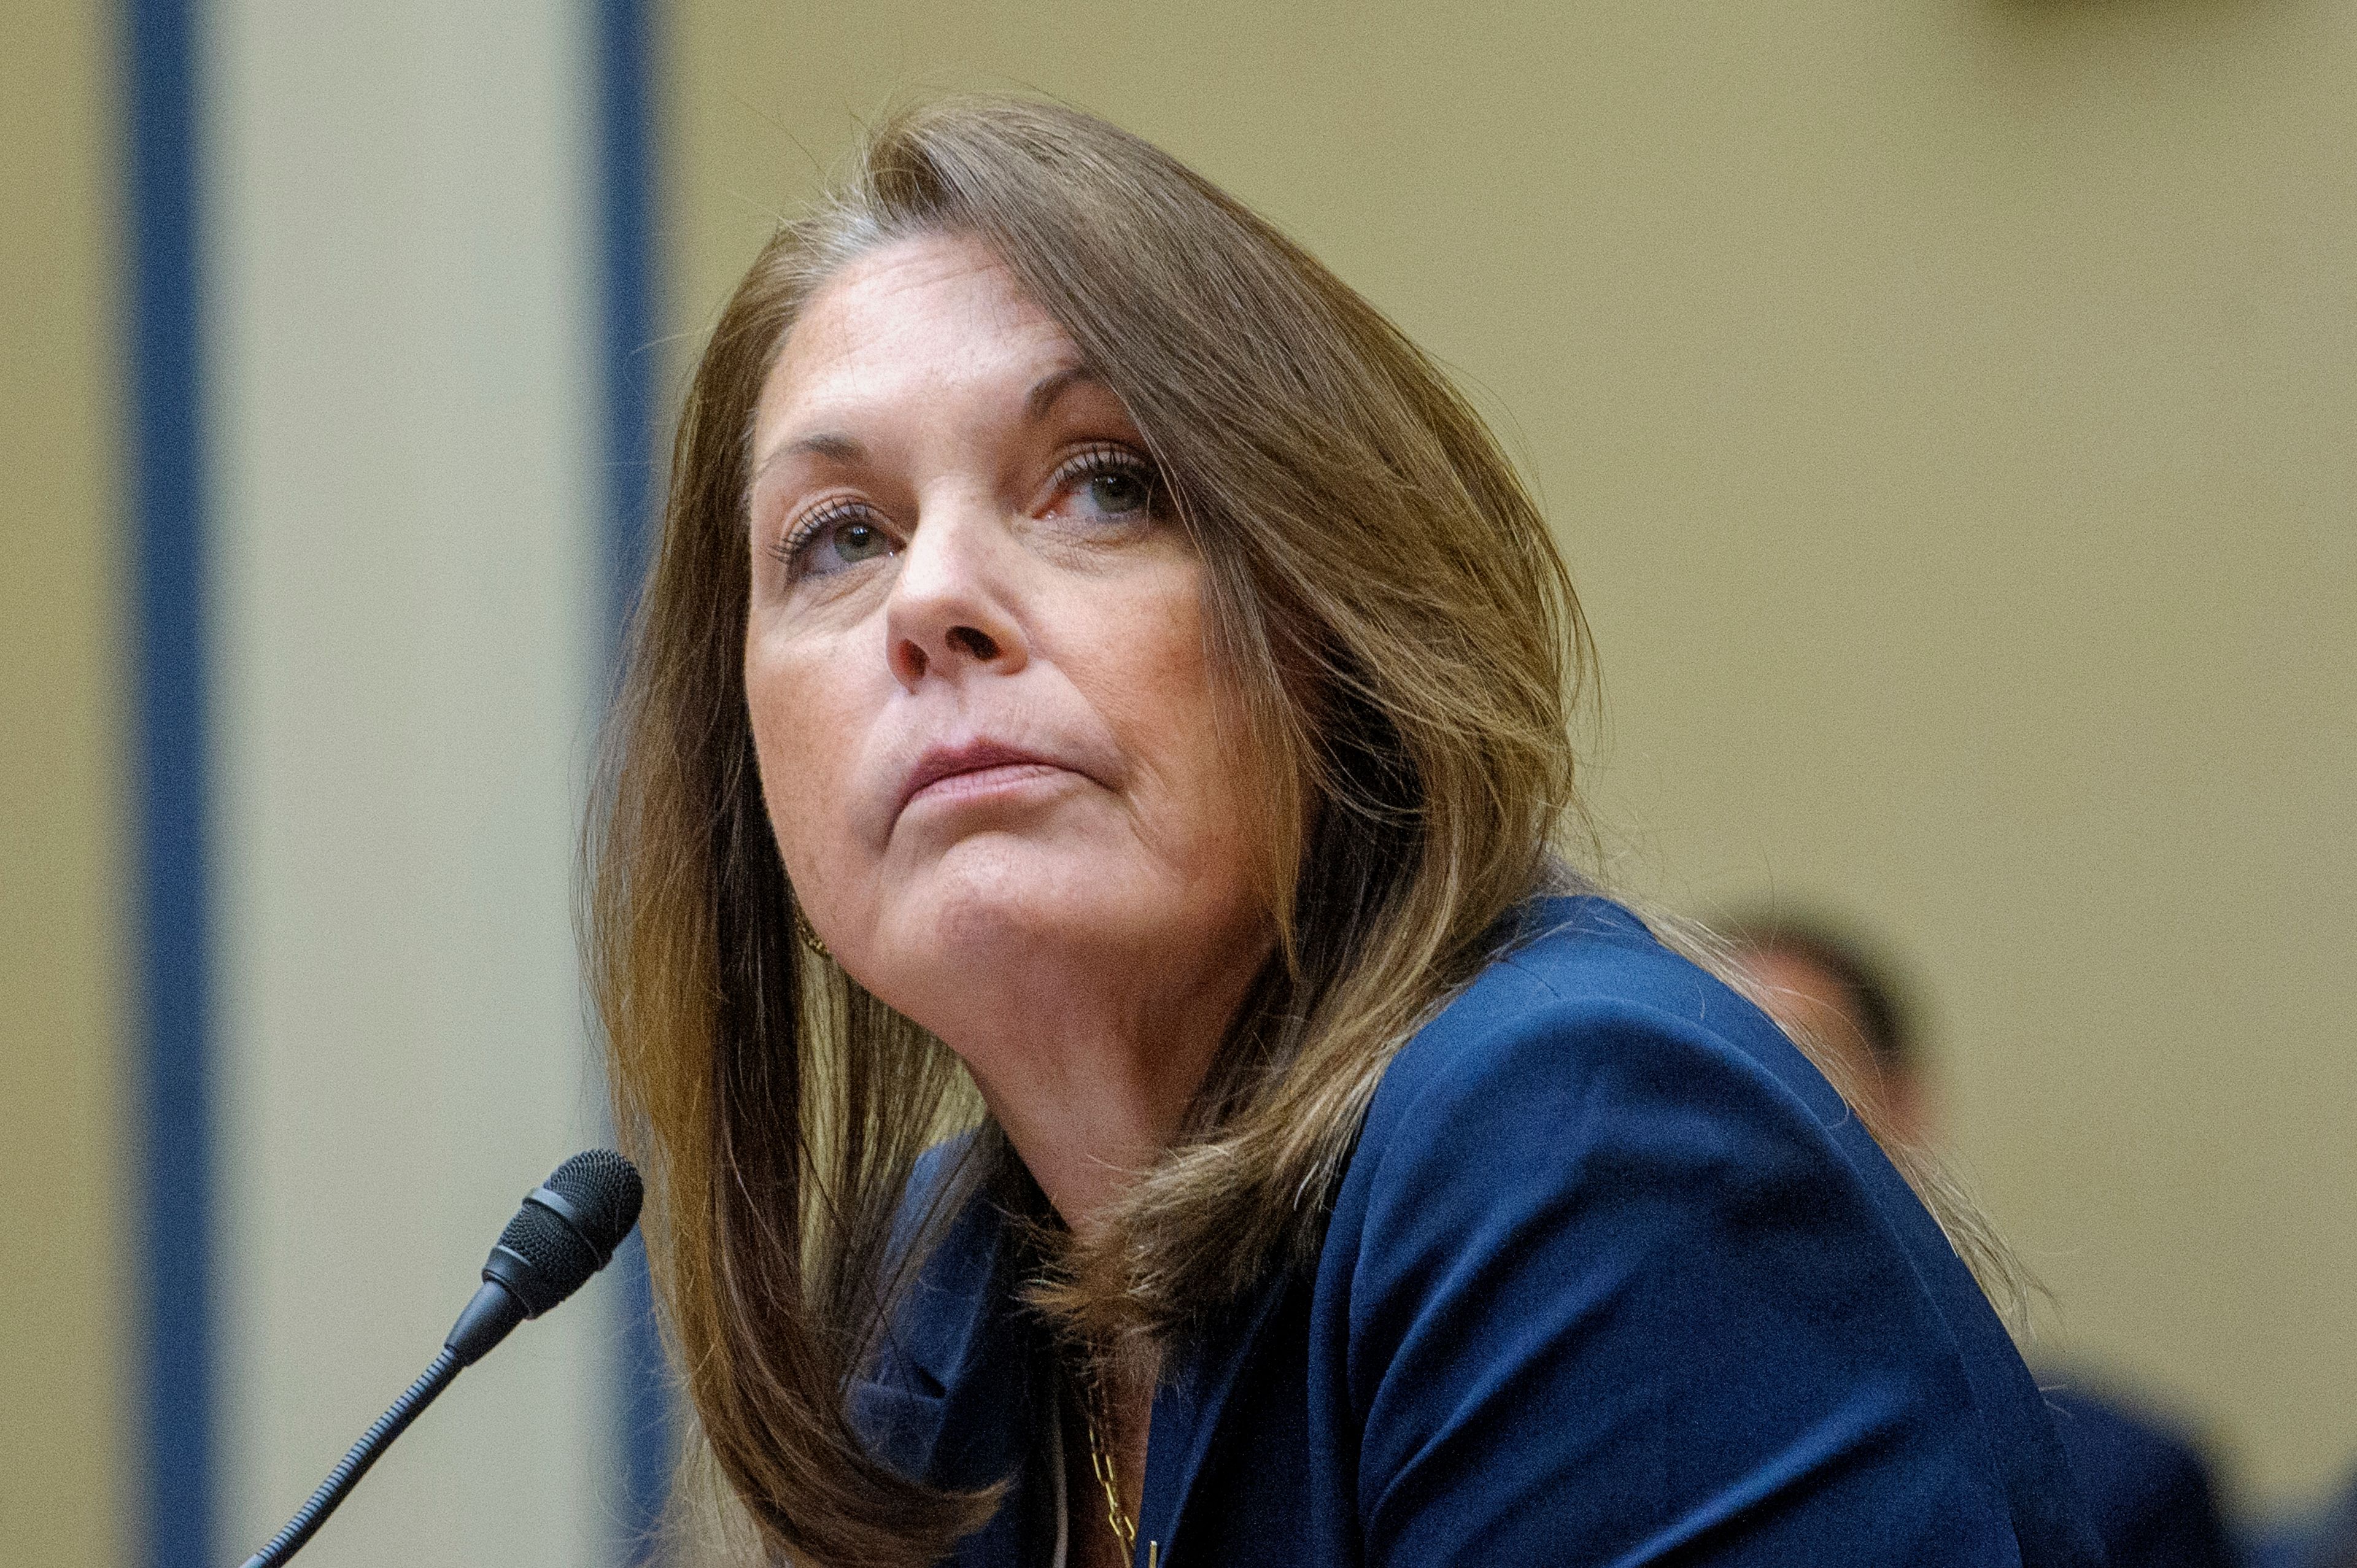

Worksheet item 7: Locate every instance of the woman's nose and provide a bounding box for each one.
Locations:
[883,504,1028,691]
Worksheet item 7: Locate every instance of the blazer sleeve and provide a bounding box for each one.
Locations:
[1319,960,2030,1567]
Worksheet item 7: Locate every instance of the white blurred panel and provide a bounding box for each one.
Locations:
[206,4,613,1564]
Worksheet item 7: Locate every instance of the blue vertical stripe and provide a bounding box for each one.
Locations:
[597,0,662,630]
[125,2,215,1567]
[593,0,675,1557]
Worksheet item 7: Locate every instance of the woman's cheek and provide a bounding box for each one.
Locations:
[749,648,854,877]
[1123,581,1256,879]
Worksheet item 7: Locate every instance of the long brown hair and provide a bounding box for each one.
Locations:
[589,95,1996,1568]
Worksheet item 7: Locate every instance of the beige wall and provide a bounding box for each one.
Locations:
[0,2,125,1564]
[204,7,616,1564]
[668,0,2356,1507]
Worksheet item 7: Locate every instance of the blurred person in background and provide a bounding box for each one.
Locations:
[1726,913,2242,1568]
[2245,1467,2357,1568]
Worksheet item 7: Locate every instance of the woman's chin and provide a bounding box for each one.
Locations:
[856,906,1082,1051]
[901,879,1134,964]
[880,832,1145,941]
[858,862,1148,1003]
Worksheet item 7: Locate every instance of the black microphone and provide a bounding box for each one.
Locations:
[240,1150,644,1568]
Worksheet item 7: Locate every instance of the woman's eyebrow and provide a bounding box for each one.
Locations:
[748,430,864,498]
[1024,363,1105,422]
[751,367,1103,497]
[776,431,864,465]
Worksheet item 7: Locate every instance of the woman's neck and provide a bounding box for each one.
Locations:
[960,983,1235,1237]
[924,925,1273,1237]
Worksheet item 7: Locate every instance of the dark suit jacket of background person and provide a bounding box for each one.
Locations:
[851,897,2103,1566]
[2043,1383,2239,1568]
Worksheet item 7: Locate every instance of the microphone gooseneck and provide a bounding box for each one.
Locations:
[240,1150,644,1568]
[238,1348,461,1568]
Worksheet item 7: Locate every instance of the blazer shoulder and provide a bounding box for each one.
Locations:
[1317,897,2103,1568]
[1357,895,1855,1168]
[1310,900,2059,1565]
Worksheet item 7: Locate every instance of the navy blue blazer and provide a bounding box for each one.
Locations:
[853,897,2103,1566]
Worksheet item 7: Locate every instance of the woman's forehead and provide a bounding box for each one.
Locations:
[760,234,1073,422]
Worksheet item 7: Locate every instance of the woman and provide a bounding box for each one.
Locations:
[591,98,2097,1568]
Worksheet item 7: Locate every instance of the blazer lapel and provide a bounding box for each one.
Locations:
[854,1187,1056,1566]
[1135,1266,1295,1566]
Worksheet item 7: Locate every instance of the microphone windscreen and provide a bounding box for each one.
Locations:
[544,1148,644,1258]
[482,1149,645,1317]
[492,1201,602,1308]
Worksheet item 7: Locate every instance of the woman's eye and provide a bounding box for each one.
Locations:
[780,503,900,578]
[1062,447,1161,522]
[830,519,894,563]
[1084,469,1151,516]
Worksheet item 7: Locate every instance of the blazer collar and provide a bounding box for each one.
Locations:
[877,1181,1298,1567]
[857,1187,1056,1566]
[862,1189,1030,1462]
[1136,1263,1295,1566]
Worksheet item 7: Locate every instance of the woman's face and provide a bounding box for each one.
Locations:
[743,233,1272,1057]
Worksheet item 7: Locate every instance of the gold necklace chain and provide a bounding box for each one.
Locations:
[1081,1380,1140,1559]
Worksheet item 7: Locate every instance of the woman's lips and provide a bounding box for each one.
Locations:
[896,740,1082,818]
